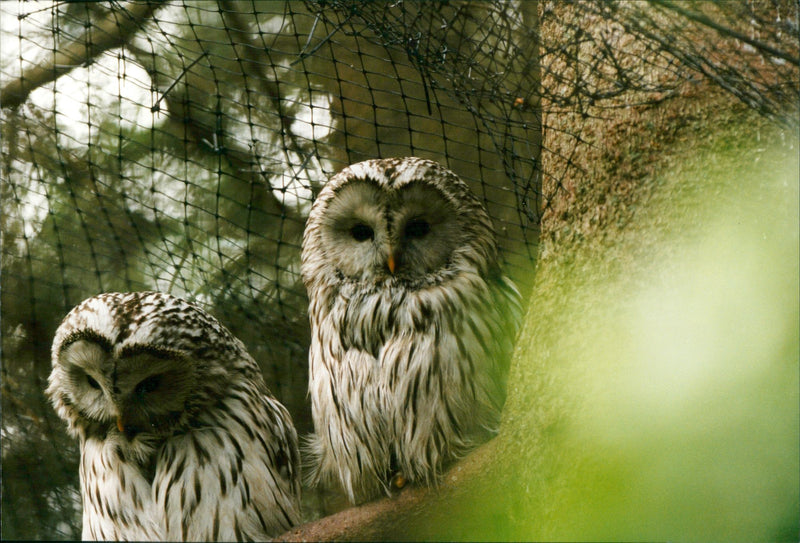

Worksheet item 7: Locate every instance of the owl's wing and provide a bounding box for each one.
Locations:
[488,270,524,398]
[153,390,301,540]
[379,270,523,486]
[306,345,391,503]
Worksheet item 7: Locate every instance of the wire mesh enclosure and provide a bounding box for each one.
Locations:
[1,1,797,539]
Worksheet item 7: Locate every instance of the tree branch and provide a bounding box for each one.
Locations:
[0,1,164,109]
[276,438,501,541]
[650,0,800,66]
[218,0,326,198]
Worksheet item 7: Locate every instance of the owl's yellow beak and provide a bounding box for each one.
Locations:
[116,416,125,434]
[387,252,396,274]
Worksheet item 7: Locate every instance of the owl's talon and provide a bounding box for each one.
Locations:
[390,472,407,490]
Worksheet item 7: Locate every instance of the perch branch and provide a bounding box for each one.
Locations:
[276,438,500,541]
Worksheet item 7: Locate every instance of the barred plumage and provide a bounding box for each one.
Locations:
[301,157,522,503]
[46,291,301,540]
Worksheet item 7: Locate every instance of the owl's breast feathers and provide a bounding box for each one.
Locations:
[315,268,519,355]
[306,267,521,502]
[154,387,301,540]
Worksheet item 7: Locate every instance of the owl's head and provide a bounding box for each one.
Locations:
[302,157,498,287]
[47,292,251,450]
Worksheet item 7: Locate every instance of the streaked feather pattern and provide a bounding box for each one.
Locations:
[47,291,301,540]
[302,157,522,503]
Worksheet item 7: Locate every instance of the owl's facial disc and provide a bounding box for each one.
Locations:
[58,338,120,428]
[319,178,463,282]
[320,180,391,280]
[385,182,462,279]
[58,338,194,440]
[112,346,195,440]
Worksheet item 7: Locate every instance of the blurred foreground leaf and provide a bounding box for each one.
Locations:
[412,113,799,542]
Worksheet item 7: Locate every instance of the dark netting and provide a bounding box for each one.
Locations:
[1,1,797,539]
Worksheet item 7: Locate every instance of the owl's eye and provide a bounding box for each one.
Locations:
[135,374,162,397]
[86,375,101,390]
[404,218,430,240]
[350,223,374,242]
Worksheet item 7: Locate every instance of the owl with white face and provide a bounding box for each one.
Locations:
[46,291,301,540]
[301,157,522,503]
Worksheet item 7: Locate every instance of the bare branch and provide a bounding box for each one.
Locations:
[1,1,164,109]
[650,0,800,66]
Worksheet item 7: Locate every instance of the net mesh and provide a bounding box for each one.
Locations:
[1,1,797,538]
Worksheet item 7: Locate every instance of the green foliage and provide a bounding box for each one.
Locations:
[419,112,798,542]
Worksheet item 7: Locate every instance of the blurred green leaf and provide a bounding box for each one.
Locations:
[419,109,799,543]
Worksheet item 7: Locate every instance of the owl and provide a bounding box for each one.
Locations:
[46,291,301,541]
[301,157,522,503]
